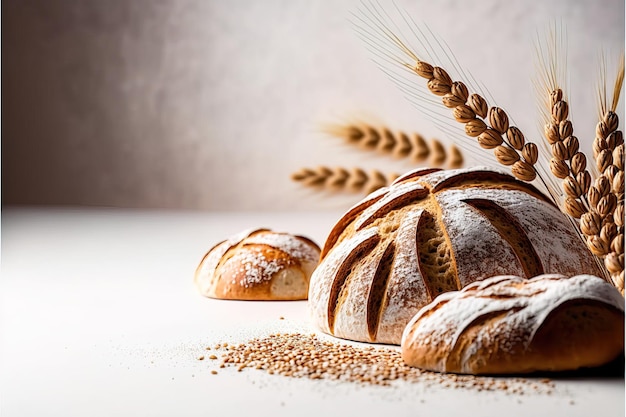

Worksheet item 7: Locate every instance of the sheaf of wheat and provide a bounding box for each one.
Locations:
[350,2,624,292]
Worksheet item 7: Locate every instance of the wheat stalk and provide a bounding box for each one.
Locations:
[325,123,463,168]
[533,25,594,221]
[542,89,593,219]
[350,3,537,181]
[534,28,610,285]
[534,24,625,290]
[291,166,399,194]
[404,61,538,182]
[586,53,625,293]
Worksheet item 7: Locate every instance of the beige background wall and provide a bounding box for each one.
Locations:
[3,0,624,210]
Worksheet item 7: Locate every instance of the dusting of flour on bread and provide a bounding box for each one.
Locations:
[402,274,624,374]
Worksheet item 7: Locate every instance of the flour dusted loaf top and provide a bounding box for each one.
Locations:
[401,274,625,374]
[308,167,603,344]
[194,228,321,300]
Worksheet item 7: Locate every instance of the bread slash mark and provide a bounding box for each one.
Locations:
[463,199,544,278]
[327,233,379,333]
[355,182,429,230]
[320,190,386,259]
[432,171,554,205]
[416,211,459,301]
[366,241,396,341]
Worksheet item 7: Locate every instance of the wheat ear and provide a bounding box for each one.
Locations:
[542,90,615,281]
[541,89,593,219]
[325,123,463,168]
[291,166,399,194]
[585,53,625,292]
[406,62,538,181]
[533,25,593,220]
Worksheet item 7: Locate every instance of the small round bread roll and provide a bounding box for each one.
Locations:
[401,274,624,374]
[194,228,321,300]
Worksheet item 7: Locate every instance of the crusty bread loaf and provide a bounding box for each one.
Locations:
[194,228,321,300]
[308,167,603,345]
[401,274,625,374]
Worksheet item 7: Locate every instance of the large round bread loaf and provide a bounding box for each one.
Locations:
[308,167,603,345]
[401,274,625,374]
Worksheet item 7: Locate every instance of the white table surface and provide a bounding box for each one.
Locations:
[1,208,624,417]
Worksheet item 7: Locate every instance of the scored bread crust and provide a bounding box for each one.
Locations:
[401,274,625,374]
[194,229,321,300]
[308,167,604,345]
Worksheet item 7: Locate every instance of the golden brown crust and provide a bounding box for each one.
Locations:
[401,274,625,374]
[194,229,321,301]
[527,300,624,372]
[320,189,386,259]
